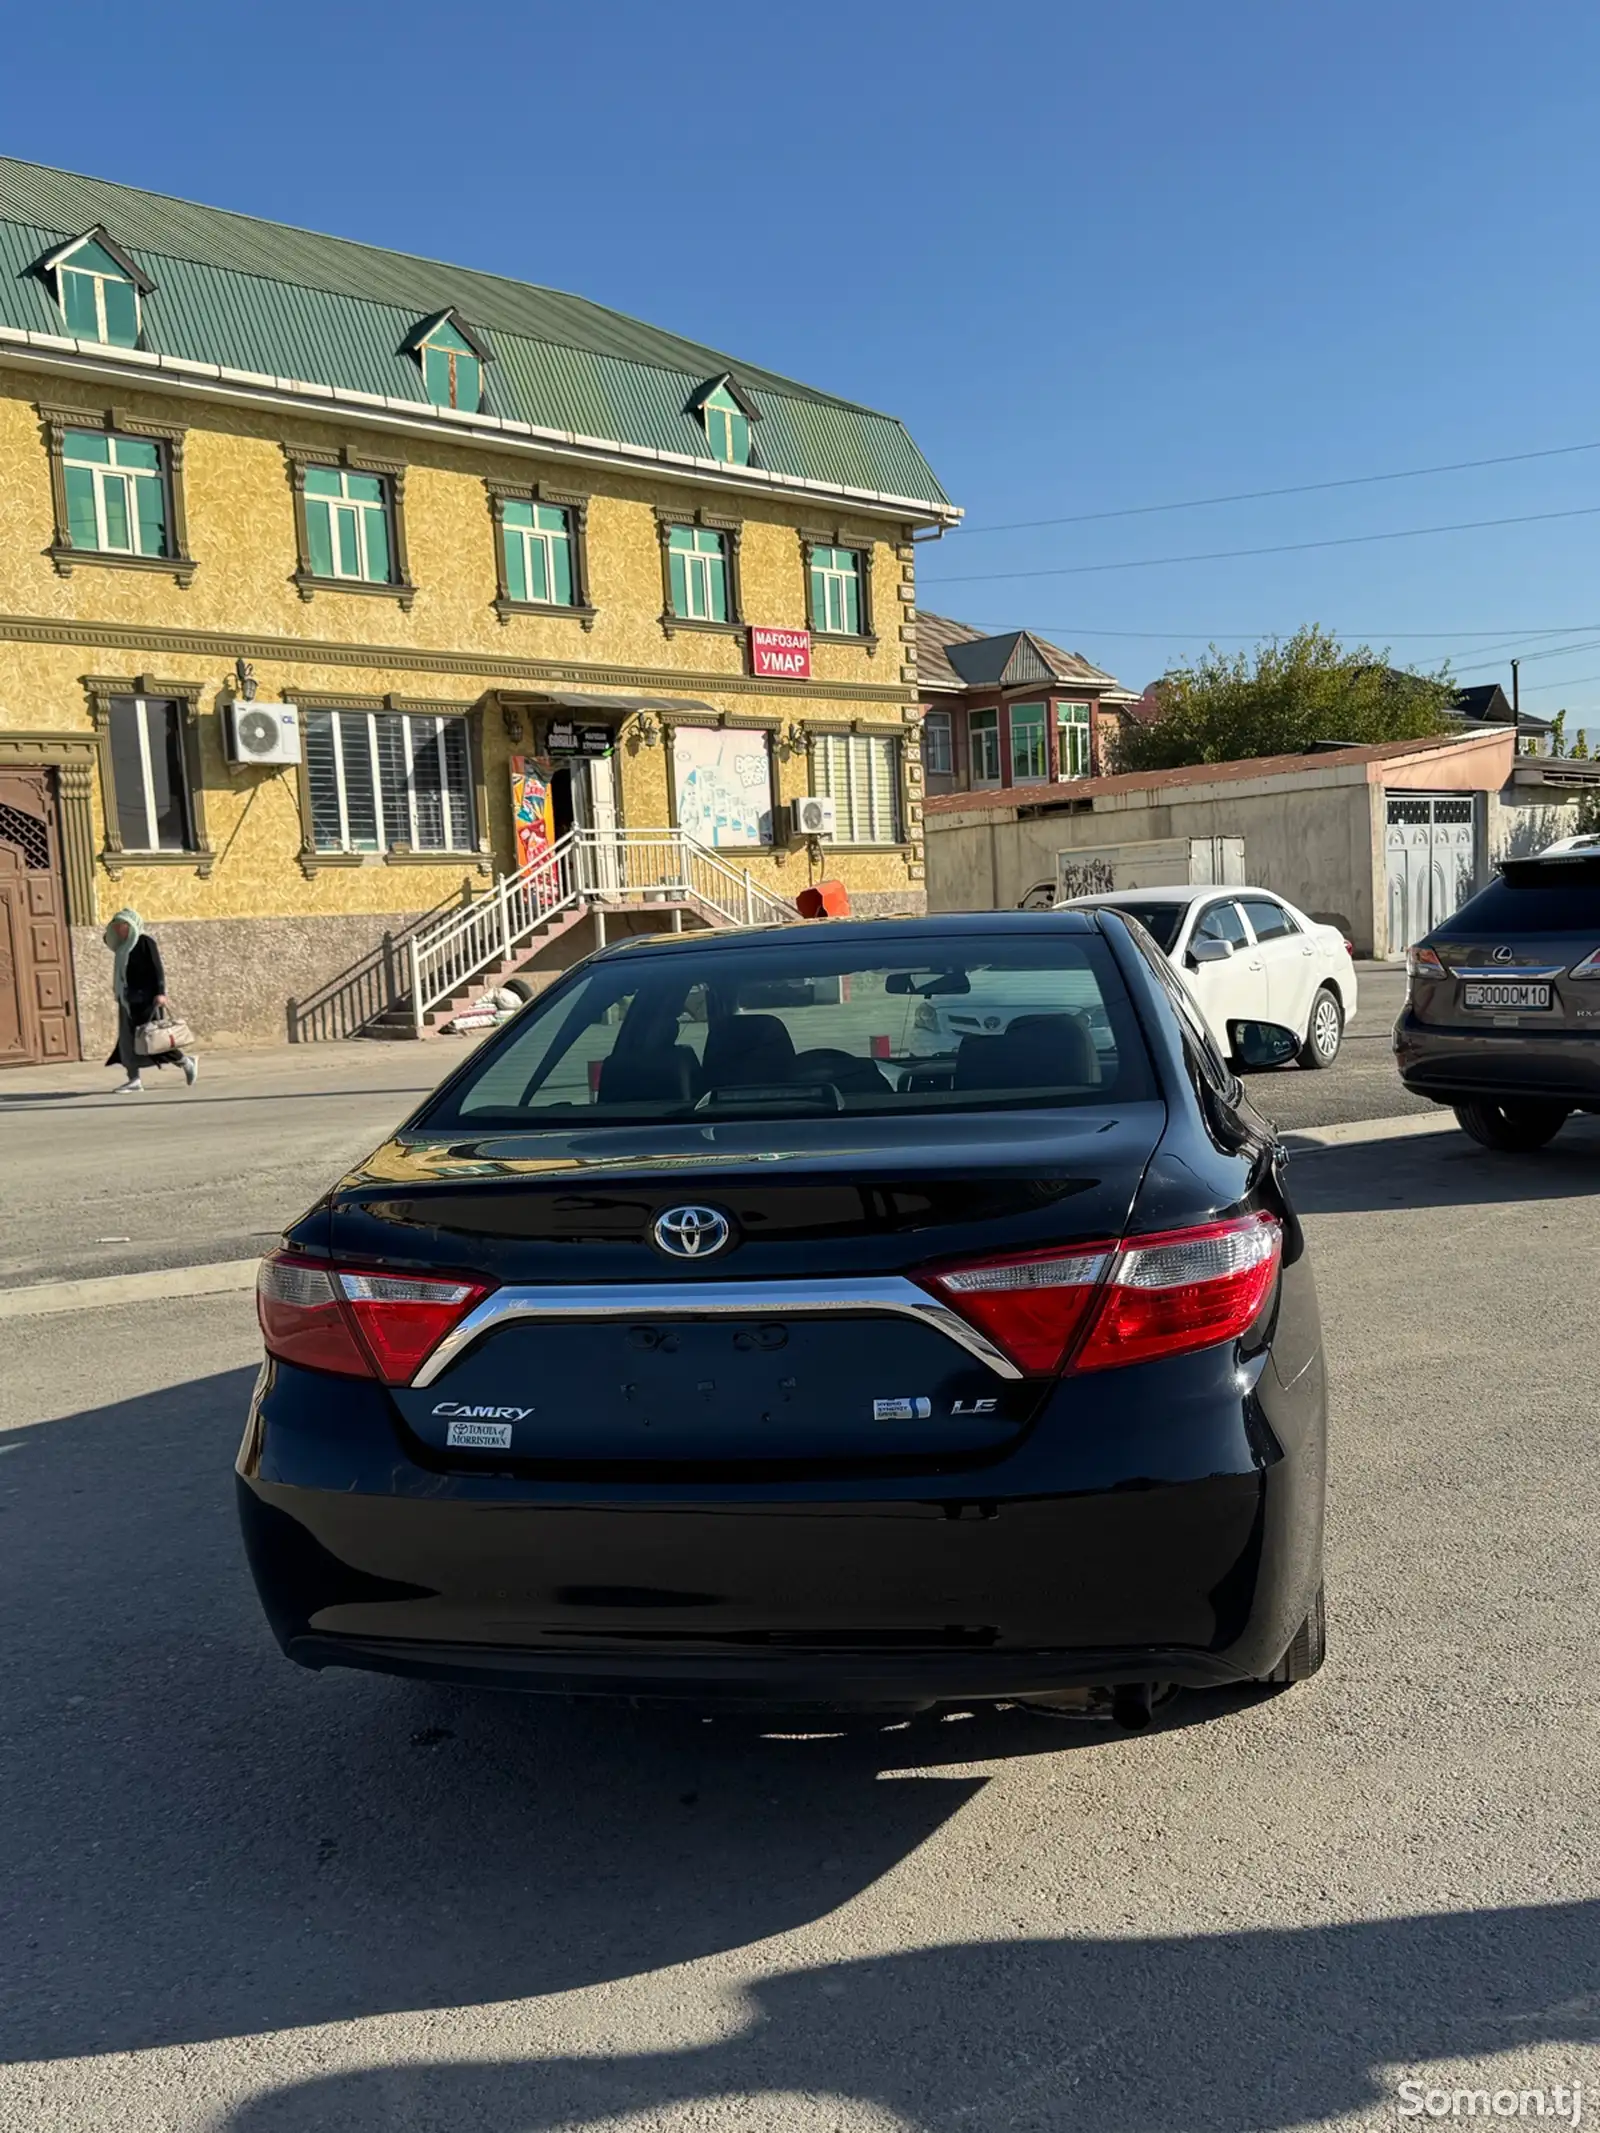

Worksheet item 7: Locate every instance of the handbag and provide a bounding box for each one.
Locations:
[135,1007,196,1057]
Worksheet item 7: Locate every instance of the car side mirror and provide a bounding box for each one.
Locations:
[1188,937,1234,965]
[1228,1019,1300,1069]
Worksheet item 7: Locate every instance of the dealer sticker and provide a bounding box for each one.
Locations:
[445,1418,515,1449]
[874,1396,932,1422]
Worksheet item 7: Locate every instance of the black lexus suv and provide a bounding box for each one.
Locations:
[238,909,1328,1724]
[1395,850,1600,1149]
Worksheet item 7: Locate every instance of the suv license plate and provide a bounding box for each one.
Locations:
[1463,982,1551,1010]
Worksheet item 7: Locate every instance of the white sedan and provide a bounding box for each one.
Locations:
[1054,885,1359,1068]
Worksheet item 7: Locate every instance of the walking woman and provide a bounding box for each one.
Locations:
[104,908,197,1092]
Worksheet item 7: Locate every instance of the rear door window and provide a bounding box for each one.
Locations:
[1240,897,1298,942]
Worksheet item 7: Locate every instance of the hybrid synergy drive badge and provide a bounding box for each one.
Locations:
[874,1397,932,1421]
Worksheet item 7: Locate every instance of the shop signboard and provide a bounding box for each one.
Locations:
[749,626,812,680]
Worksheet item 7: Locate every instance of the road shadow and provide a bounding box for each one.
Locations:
[0,1366,1224,2069]
[1289,1118,1600,1217]
[220,1901,1600,2133]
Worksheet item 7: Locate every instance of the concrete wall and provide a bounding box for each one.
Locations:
[926,776,1380,948]
[1485,786,1586,863]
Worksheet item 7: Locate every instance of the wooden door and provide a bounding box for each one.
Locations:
[0,772,81,1066]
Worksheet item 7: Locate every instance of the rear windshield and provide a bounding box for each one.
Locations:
[1092,902,1184,951]
[1437,867,1600,937]
[420,934,1157,1130]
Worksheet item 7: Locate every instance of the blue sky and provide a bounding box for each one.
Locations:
[7,1,1600,724]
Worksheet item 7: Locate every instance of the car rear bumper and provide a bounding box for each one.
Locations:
[1395,1014,1600,1105]
[237,1340,1326,1707]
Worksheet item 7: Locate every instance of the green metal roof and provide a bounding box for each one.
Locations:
[0,158,952,512]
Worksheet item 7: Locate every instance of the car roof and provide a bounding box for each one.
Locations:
[1057,884,1283,909]
[594,907,1102,962]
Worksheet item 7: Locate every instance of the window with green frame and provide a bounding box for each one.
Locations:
[668,524,729,621]
[809,545,864,635]
[54,238,141,347]
[303,466,394,583]
[700,385,751,466]
[1057,700,1091,778]
[501,499,574,605]
[62,429,169,557]
[1011,702,1047,783]
[419,320,483,412]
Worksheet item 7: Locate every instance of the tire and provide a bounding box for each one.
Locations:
[1296,986,1343,1070]
[1263,1583,1326,1688]
[1452,1097,1570,1152]
[501,976,538,1005]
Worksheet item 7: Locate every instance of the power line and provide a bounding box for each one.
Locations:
[959,438,1600,537]
[921,502,1600,587]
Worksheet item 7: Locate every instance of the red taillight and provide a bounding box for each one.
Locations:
[1408,944,1445,977]
[1074,1215,1281,1372]
[1342,938,1354,959]
[921,1213,1281,1377]
[925,1244,1114,1375]
[256,1253,490,1385]
[1570,947,1600,979]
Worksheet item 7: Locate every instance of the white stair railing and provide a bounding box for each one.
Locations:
[407,828,796,1031]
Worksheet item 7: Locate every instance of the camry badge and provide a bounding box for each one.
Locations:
[653,1205,732,1259]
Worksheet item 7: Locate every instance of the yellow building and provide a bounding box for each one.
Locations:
[0,158,958,1063]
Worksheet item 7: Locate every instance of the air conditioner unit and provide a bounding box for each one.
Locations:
[789,795,836,839]
[225,700,301,767]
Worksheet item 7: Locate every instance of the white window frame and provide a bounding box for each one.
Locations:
[505,505,572,606]
[923,709,953,775]
[309,471,391,583]
[969,708,1001,786]
[812,547,862,635]
[307,710,474,854]
[58,263,139,344]
[64,432,167,557]
[812,732,901,845]
[678,527,726,621]
[114,697,189,852]
[1057,700,1091,779]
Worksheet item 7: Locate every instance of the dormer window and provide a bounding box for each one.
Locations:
[404,310,490,413]
[39,230,152,348]
[688,375,759,467]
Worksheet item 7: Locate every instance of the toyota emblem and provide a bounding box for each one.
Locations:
[1492,945,1515,963]
[652,1205,732,1259]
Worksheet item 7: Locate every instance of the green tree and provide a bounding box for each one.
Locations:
[1110,625,1456,774]
[1549,709,1569,758]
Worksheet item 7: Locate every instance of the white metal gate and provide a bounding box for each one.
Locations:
[1384,793,1476,953]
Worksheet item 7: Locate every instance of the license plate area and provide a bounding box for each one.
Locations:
[1462,982,1551,1010]
[397,1315,1035,1464]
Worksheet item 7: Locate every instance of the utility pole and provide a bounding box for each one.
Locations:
[1511,660,1520,721]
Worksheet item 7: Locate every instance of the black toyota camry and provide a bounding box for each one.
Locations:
[239,909,1328,1724]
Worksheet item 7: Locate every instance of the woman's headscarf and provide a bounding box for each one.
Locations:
[103,908,143,1003]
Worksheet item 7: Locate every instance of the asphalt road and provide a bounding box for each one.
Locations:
[3,1080,1600,2127]
[0,966,1418,1290]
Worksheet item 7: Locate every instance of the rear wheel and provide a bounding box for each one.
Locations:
[1263,1583,1326,1688]
[1453,1097,1570,1152]
[1296,986,1343,1070]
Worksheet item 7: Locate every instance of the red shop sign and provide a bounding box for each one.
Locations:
[749,625,812,679]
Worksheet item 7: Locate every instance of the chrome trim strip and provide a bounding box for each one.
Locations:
[1447,964,1564,980]
[412,1277,1023,1387]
